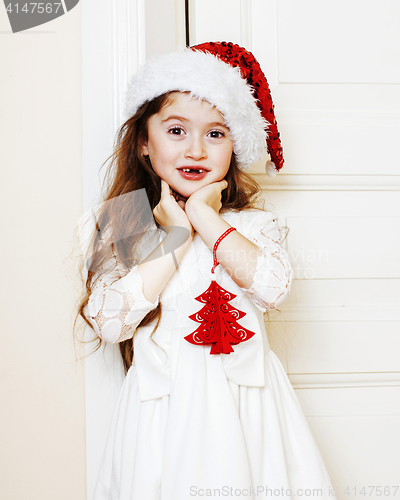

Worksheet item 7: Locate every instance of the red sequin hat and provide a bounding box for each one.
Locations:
[124,41,283,176]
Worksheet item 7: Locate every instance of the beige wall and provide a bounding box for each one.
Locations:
[0,5,86,500]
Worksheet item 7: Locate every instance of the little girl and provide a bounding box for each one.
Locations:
[79,42,335,499]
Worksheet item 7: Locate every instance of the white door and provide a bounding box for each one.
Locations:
[83,1,400,498]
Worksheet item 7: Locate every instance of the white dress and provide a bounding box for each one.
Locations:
[86,208,335,500]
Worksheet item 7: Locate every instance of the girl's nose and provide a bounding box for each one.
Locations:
[184,135,207,160]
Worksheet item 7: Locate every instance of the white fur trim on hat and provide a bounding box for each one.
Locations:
[123,48,268,171]
[265,160,278,177]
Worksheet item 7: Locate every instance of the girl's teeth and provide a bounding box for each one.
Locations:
[182,168,205,173]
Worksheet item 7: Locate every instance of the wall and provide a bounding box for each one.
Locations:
[0,4,86,500]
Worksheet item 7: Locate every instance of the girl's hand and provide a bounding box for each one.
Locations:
[153,180,194,236]
[185,179,228,214]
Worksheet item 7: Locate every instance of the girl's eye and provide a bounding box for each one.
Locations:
[208,130,225,138]
[168,127,184,135]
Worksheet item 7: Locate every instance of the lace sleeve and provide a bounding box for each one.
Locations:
[240,210,293,313]
[85,250,159,344]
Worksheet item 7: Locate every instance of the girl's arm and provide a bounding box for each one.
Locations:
[85,232,193,344]
[137,179,194,303]
[185,181,292,312]
[137,229,193,303]
[185,180,259,289]
[85,251,161,344]
[85,181,194,343]
[185,202,258,289]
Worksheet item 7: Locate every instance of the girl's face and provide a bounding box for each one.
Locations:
[141,92,234,198]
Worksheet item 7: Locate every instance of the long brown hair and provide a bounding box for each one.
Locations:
[77,91,265,374]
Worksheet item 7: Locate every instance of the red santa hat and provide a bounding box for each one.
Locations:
[123,41,283,176]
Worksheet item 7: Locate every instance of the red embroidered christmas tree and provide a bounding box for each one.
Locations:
[184,279,255,354]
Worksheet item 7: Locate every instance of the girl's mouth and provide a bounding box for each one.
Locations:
[178,167,209,181]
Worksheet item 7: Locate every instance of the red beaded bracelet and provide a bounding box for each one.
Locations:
[211,227,236,274]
